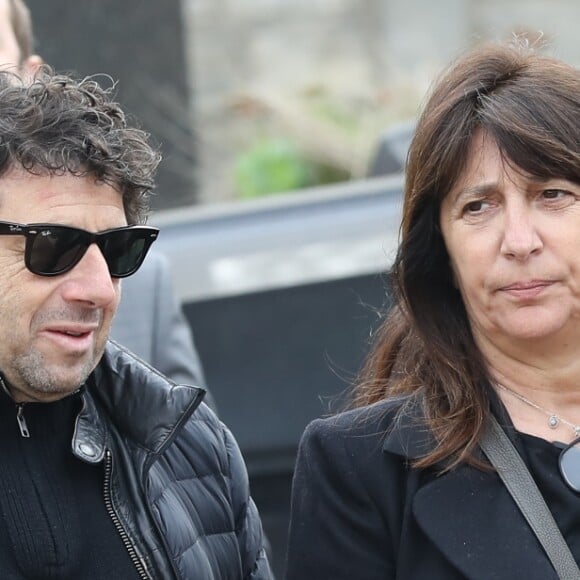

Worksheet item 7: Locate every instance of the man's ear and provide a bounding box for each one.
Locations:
[21,54,43,77]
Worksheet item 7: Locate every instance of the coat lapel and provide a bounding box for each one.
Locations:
[412,465,558,579]
[383,408,559,580]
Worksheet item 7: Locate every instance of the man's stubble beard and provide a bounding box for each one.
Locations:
[10,343,102,399]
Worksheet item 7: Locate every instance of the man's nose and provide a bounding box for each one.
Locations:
[59,243,118,307]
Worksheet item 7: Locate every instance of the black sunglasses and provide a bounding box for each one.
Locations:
[559,438,580,492]
[0,220,159,278]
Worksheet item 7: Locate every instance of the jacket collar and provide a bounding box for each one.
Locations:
[381,386,521,459]
[382,396,558,579]
[73,340,206,463]
[381,397,437,460]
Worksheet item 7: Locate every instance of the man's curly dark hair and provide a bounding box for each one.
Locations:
[0,66,161,224]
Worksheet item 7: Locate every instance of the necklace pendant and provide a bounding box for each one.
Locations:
[574,426,580,438]
[548,415,559,429]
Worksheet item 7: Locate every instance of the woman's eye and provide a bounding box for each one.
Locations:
[540,188,578,208]
[463,200,488,214]
[542,188,568,199]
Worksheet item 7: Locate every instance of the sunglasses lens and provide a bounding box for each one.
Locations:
[560,442,580,492]
[24,225,157,277]
[27,227,87,275]
[100,228,155,278]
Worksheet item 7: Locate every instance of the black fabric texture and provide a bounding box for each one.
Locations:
[0,388,140,580]
[519,432,580,565]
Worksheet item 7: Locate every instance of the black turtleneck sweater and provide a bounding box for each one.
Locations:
[0,388,141,579]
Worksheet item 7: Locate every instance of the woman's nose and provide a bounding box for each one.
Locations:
[500,203,543,261]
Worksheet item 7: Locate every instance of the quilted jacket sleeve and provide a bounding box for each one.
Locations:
[223,423,274,579]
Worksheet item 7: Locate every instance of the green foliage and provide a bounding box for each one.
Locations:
[304,91,360,135]
[234,138,342,199]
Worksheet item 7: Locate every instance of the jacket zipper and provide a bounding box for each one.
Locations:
[103,449,152,580]
[16,403,30,438]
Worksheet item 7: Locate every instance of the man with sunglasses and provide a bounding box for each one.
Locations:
[0,0,216,412]
[0,67,271,578]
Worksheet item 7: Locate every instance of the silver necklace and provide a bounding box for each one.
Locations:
[496,382,580,437]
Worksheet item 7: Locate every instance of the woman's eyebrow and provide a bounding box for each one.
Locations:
[449,182,497,206]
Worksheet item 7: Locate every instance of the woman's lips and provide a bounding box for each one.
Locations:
[499,280,553,299]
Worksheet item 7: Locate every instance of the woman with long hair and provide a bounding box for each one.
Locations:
[286,40,580,579]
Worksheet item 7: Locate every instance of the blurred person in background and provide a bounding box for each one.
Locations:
[2,0,215,409]
[286,40,580,579]
[0,0,41,74]
[110,250,209,392]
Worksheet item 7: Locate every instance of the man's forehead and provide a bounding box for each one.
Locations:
[0,168,109,201]
[0,170,126,227]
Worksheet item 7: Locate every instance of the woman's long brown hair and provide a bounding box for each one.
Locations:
[353,40,580,469]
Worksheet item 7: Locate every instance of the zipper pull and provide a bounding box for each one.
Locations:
[16,404,30,438]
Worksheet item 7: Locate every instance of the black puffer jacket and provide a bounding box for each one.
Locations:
[71,341,272,579]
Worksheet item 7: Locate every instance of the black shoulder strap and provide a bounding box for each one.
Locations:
[480,416,580,579]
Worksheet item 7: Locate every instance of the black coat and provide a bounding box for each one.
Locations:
[76,341,272,580]
[285,399,559,580]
